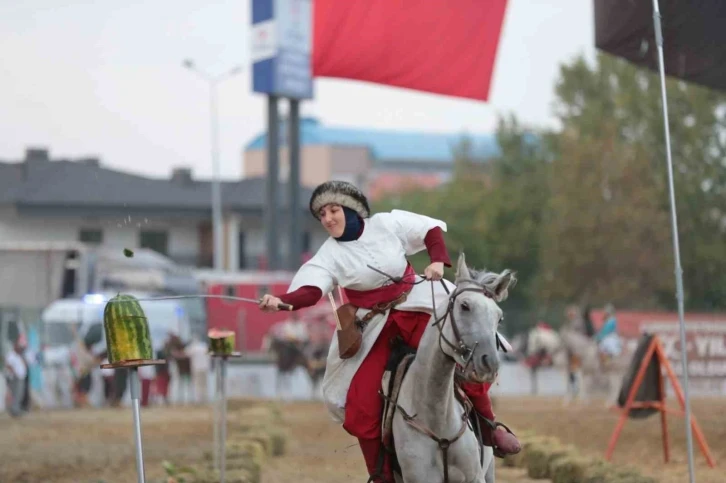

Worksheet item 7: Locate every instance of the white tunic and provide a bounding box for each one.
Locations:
[286,209,455,423]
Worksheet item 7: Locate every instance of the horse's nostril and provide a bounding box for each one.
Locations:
[481,354,490,370]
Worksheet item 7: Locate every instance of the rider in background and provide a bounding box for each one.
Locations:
[595,303,623,364]
[258,180,520,482]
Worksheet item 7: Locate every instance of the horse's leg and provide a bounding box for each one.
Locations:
[484,454,495,483]
[562,369,572,407]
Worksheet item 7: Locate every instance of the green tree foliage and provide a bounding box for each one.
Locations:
[547,53,726,310]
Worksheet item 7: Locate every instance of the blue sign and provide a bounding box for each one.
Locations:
[251,0,313,100]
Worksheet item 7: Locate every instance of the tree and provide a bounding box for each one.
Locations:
[543,53,726,310]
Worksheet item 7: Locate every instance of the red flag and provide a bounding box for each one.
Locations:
[313,0,509,102]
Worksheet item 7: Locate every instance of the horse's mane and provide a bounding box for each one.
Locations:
[466,267,517,302]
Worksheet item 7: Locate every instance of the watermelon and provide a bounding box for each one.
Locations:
[208,328,236,355]
[103,294,153,363]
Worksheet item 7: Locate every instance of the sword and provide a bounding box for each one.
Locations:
[106,294,293,311]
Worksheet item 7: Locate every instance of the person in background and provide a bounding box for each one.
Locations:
[139,363,156,407]
[185,335,210,404]
[595,303,623,365]
[4,337,28,417]
[166,333,192,403]
[154,347,171,405]
[100,352,116,406]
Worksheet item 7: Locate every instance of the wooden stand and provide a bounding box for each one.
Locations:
[100,359,166,483]
[605,335,715,468]
[211,352,242,483]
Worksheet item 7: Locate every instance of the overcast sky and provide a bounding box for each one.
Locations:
[0,0,595,180]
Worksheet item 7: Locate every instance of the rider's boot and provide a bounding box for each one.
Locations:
[359,437,394,482]
[460,381,522,458]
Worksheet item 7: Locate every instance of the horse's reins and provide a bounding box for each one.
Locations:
[366,265,495,483]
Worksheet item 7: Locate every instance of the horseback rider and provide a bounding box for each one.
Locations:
[595,303,623,365]
[258,180,521,482]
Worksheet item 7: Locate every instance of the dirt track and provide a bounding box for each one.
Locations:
[1,396,723,482]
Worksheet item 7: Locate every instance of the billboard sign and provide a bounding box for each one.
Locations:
[251,0,313,100]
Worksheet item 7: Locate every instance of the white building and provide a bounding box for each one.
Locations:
[0,148,327,271]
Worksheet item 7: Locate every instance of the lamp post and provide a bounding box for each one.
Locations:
[183,59,243,271]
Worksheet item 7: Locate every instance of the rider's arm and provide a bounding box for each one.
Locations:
[424,226,452,267]
[278,286,323,311]
[276,247,337,310]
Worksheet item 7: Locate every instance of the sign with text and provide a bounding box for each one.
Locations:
[639,320,726,395]
[251,0,313,99]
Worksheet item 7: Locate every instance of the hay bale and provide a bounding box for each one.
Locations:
[226,440,266,463]
[605,467,657,483]
[221,439,265,482]
[525,443,574,479]
[237,406,277,423]
[264,426,288,456]
[581,461,619,483]
[233,431,273,456]
[550,455,606,483]
[523,443,549,478]
[505,435,558,469]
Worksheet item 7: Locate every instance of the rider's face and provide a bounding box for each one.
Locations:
[319,204,346,238]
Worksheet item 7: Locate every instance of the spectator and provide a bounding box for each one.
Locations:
[185,335,210,404]
[4,338,28,417]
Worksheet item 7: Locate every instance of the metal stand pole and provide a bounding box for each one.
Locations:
[129,368,146,483]
[220,357,228,483]
[213,358,221,472]
[651,2,695,481]
[288,99,301,270]
[265,95,280,270]
[210,79,224,271]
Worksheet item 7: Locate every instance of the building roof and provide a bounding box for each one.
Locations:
[245,117,501,163]
[0,149,312,213]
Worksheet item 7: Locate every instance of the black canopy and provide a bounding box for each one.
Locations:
[594,0,726,92]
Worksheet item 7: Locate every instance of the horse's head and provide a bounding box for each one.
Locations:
[445,252,516,384]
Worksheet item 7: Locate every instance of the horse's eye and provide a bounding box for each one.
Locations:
[461,301,470,311]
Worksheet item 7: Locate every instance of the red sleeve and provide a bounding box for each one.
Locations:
[278,286,323,311]
[424,226,452,267]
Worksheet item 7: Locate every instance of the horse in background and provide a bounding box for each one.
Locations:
[263,317,330,400]
[520,323,631,406]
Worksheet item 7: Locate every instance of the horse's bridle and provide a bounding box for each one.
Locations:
[368,265,506,372]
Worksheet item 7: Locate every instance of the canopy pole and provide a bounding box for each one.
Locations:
[651,1,696,482]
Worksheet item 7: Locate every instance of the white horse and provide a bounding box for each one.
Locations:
[392,253,516,483]
[525,324,630,406]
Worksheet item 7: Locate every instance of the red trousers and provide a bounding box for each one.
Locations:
[343,309,494,480]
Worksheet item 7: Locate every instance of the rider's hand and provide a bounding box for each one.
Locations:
[424,262,445,281]
[259,294,283,312]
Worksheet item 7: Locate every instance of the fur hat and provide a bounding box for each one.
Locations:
[309,180,370,219]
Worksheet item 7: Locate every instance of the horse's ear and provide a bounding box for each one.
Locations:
[455,252,471,281]
[493,270,517,302]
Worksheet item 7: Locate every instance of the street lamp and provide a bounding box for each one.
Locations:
[183,59,244,271]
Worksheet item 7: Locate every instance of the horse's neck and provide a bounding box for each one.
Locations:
[408,312,458,433]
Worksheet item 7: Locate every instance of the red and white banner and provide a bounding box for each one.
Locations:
[313,0,509,101]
